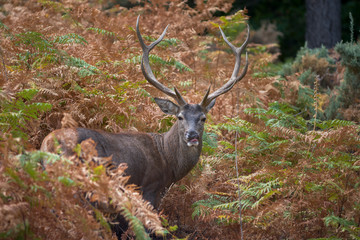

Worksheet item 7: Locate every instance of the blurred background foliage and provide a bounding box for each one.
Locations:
[109,0,360,60]
[232,0,360,60]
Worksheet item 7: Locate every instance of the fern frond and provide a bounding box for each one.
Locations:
[317,119,355,130]
[324,214,356,227]
[143,35,180,47]
[125,54,192,72]
[52,33,88,45]
[219,117,254,133]
[17,88,39,100]
[38,88,59,97]
[87,27,117,38]
[213,200,239,211]
[38,0,67,13]
[15,31,52,51]
[121,207,150,240]
[0,20,9,30]
[65,56,100,77]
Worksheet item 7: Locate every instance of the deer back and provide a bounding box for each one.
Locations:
[40,127,174,207]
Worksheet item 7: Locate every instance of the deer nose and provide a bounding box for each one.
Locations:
[185,131,199,141]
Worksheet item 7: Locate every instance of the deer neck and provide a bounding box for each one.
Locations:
[157,121,202,183]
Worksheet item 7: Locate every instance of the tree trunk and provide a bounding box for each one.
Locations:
[305,0,341,49]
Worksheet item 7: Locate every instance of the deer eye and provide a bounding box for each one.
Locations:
[178,116,184,120]
[201,117,206,122]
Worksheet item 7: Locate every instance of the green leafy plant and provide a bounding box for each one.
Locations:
[191,99,359,238]
[0,88,52,139]
[326,41,360,120]
[324,214,360,239]
[211,10,248,41]
[10,30,105,79]
[87,27,117,38]
[125,54,192,73]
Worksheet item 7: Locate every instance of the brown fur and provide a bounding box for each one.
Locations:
[40,120,202,208]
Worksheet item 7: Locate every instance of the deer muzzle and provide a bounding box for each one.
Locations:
[185,131,200,147]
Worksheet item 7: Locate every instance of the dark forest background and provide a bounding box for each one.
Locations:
[232,0,360,60]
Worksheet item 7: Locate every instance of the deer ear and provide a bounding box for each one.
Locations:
[205,99,216,113]
[154,98,180,115]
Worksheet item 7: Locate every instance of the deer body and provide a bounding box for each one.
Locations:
[41,113,203,208]
[40,16,249,238]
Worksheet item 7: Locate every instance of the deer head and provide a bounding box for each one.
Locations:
[136,16,249,147]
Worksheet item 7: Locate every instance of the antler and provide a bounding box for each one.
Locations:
[136,16,187,106]
[200,25,250,108]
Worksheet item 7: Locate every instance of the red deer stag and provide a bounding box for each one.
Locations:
[40,16,249,237]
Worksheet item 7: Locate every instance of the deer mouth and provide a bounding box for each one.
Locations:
[187,138,199,147]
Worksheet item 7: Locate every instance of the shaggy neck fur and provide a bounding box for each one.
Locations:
[153,121,202,183]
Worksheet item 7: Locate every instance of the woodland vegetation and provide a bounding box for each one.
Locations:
[0,0,360,239]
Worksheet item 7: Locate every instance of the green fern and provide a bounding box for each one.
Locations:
[192,180,281,223]
[13,30,92,72]
[137,88,151,98]
[65,56,100,77]
[218,117,279,157]
[316,119,355,130]
[219,117,255,133]
[324,214,360,239]
[317,152,360,171]
[212,199,240,212]
[17,88,38,101]
[219,116,288,155]
[125,54,141,64]
[121,207,150,240]
[180,80,192,87]
[210,10,248,42]
[87,27,117,38]
[15,31,52,51]
[245,102,308,132]
[30,150,72,165]
[93,209,112,233]
[125,54,192,72]
[0,20,8,29]
[0,88,52,139]
[297,85,318,120]
[245,101,357,132]
[192,178,281,224]
[192,194,229,219]
[202,131,218,155]
[143,35,180,47]
[240,178,281,209]
[37,0,67,13]
[52,33,87,45]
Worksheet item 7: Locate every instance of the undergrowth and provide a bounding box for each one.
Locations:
[187,102,359,239]
[1,0,359,239]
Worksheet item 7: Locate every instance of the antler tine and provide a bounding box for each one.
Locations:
[200,24,250,108]
[136,16,187,106]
